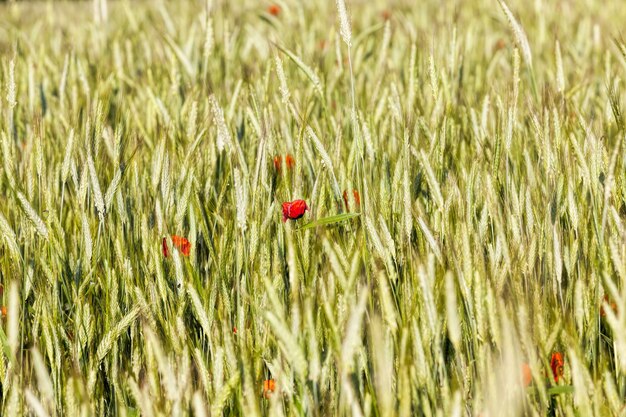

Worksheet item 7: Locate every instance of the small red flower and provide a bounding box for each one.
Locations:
[381,9,391,20]
[263,379,276,398]
[342,189,361,211]
[521,363,532,387]
[233,327,237,335]
[1,306,6,319]
[282,200,308,222]
[162,235,191,257]
[550,352,564,382]
[267,4,281,16]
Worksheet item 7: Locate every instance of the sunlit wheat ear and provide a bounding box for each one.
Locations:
[88,153,105,221]
[1,132,16,189]
[17,191,48,239]
[336,0,351,47]
[360,118,375,162]
[555,40,565,93]
[418,150,444,209]
[428,52,438,101]
[274,53,291,104]
[418,217,442,263]
[161,153,171,207]
[203,16,214,60]
[6,59,17,109]
[61,129,75,183]
[364,215,385,261]
[209,94,232,153]
[497,0,533,68]
[376,20,391,73]
[104,168,122,214]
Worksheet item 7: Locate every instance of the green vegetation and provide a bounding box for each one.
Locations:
[1,0,626,415]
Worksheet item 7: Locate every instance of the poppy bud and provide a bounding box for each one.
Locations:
[267,4,281,16]
[550,352,564,382]
[285,154,295,169]
[263,379,276,398]
[273,155,281,172]
[282,200,308,222]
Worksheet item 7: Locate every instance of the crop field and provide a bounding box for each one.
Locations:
[1,0,626,415]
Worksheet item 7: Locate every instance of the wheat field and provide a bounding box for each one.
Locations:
[0,0,626,415]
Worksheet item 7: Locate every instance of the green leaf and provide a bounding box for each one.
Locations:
[547,385,574,396]
[297,213,360,231]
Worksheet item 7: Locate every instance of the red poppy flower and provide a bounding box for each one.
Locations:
[263,379,276,398]
[162,235,191,257]
[521,363,532,387]
[550,352,564,382]
[273,154,295,172]
[1,306,6,319]
[282,200,308,222]
[343,189,361,211]
[267,4,281,16]
[233,327,237,335]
